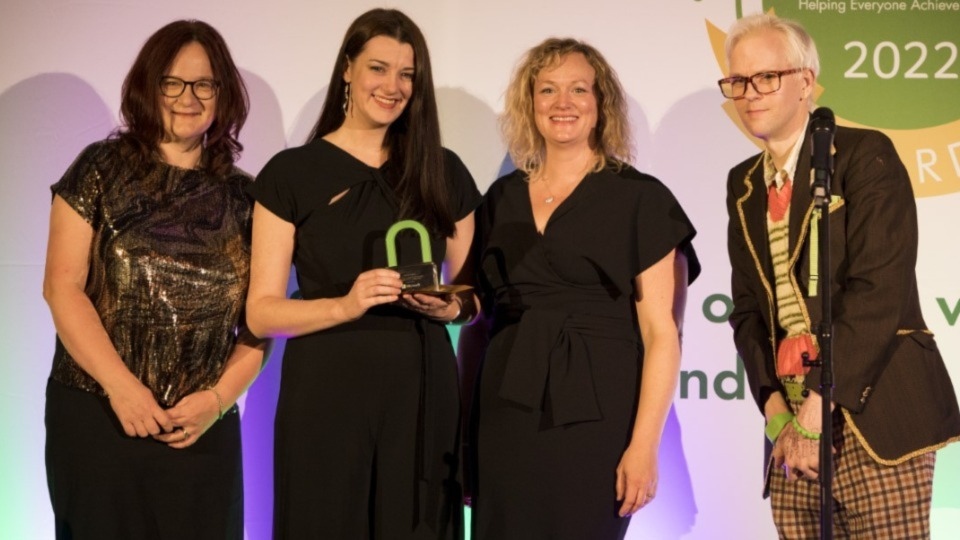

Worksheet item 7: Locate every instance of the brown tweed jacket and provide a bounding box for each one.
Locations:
[726,123,960,464]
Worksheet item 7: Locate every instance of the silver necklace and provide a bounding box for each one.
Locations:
[539,177,565,204]
[543,181,557,204]
[535,161,594,204]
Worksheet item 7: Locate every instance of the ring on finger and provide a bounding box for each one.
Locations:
[182,429,190,441]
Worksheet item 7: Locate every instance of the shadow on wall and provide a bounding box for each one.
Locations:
[287,86,329,148]
[237,68,288,178]
[0,73,115,264]
[624,407,697,539]
[436,87,503,194]
[626,93,654,174]
[649,85,758,241]
[0,73,113,540]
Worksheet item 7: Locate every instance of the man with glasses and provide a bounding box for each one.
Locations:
[720,12,960,539]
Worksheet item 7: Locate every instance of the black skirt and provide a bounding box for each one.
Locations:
[44,378,243,540]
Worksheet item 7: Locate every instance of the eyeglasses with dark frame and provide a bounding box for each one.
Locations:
[159,76,219,100]
[717,68,804,99]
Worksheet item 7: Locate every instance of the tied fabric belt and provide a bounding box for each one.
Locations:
[498,308,639,426]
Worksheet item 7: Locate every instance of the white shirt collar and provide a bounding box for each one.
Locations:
[763,116,810,190]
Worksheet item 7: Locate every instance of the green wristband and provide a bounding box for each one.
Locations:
[791,417,821,440]
[765,412,794,443]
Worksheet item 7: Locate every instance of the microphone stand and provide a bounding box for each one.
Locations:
[806,115,835,540]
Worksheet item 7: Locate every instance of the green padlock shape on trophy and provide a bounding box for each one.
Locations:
[385,219,439,292]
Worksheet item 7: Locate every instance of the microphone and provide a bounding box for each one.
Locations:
[810,107,835,199]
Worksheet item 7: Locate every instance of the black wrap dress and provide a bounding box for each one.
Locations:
[471,164,700,539]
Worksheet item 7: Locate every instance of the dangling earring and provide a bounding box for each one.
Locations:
[342,82,350,115]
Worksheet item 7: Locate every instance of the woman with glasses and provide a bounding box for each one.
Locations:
[467,38,700,539]
[43,20,264,539]
[245,8,479,539]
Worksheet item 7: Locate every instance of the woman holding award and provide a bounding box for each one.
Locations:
[245,8,480,539]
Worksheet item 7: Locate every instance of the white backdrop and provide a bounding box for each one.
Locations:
[2,0,958,538]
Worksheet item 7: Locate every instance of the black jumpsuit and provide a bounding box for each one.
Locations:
[250,139,480,539]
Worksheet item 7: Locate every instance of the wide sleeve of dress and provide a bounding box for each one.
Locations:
[631,170,701,284]
[247,147,303,224]
[469,172,514,311]
[443,148,482,222]
[50,141,109,228]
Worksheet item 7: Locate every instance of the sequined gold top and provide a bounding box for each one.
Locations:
[50,140,253,406]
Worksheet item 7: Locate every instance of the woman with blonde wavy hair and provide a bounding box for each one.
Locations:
[467,38,700,539]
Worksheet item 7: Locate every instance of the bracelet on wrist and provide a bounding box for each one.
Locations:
[791,416,821,440]
[447,297,462,323]
[446,296,475,325]
[208,387,225,420]
[765,411,794,443]
[449,296,479,325]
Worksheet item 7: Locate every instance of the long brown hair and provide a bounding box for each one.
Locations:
[118,19,249,177]
[308,9,454,237]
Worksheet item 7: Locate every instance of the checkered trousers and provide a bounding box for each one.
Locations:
[769,415,936,539]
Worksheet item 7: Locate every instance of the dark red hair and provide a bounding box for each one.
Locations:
[118,20,248,177]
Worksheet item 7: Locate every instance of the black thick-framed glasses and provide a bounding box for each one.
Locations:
[159,76,219,100]
[717,68,804,99]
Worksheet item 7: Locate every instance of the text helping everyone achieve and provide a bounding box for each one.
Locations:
[798,0,960,13]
